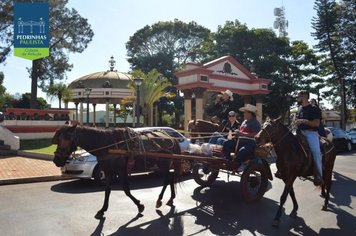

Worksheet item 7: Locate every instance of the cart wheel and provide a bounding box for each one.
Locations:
[240,162,268,203]
[193,162,219,187]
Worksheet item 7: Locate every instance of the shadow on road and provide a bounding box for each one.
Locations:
[92,180,321,236]
[50,172,193,194]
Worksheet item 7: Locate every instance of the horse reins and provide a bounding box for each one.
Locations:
[260,123,309,158]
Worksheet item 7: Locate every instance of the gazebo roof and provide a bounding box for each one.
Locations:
[67,56,135,104]
[68,70,132,89]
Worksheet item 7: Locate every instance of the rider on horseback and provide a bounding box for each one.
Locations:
[294,90,324,186]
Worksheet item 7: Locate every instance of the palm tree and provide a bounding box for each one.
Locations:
[129,69,173,126]
[46,82,71,109]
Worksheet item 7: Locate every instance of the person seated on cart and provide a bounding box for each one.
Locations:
[222,104,261,172]
[208,110,240,145]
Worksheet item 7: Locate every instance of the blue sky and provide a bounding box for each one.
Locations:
[0,0,318,108]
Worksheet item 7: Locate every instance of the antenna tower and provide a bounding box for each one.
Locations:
[273,6,288,37]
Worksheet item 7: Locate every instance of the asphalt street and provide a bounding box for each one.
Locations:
[0,151,355,236]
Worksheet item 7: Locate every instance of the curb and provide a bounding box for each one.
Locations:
[0,175,74,185]
[17,150,53,161]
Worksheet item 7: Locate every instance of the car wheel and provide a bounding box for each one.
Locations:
[346,141,352,152]
[93,165,106,185]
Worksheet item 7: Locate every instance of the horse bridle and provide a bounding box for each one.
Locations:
[260,120,294,147]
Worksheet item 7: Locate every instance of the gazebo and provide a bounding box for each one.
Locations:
[68,56,134,127]
[175,56,272,131]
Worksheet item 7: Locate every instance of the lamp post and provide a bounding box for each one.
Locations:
[133,77,143,127]
[84,88,92,126]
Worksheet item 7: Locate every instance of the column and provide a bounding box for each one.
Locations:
[79,102,84,125]
[93,103,96,127]
[113,104,117,127]
[74,102,79,121]
[193,87,207,120]
[132,102,136,127]
[182,89,193,133]
[105,100,109,128]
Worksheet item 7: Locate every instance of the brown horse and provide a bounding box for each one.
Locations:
[52,125,182,219]
[187,119,223,143]
[254,117,336,227]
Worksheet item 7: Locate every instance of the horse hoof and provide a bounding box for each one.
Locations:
[272,219,280,228]
[289,210,297,218]
[95,212,104,220]
[156,200,162,208]
[166,199,174,207]
[138,204,145,213]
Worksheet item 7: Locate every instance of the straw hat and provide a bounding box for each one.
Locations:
[221,89,233,101]
[239,104,257,114]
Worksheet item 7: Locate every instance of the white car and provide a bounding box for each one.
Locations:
[60,127,191,184]
[348,131,356,148]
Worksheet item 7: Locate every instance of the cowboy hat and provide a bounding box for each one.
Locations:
[221,89,233,101]
[239,104,257,114]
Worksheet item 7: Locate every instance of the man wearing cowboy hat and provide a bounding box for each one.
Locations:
[205,89,236,124]
[222,104,261,171]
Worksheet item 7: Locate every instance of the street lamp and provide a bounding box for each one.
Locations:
[133,77,143,127]
[84,88,92,126]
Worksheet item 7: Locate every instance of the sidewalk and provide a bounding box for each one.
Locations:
[0,153,69,185]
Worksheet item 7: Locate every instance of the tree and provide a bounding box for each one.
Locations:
[0,0,94,109]
[311,0,355,128]
[0,1,12,63]
[11,92,49,109]
[129,69,173,126]
[126,19,211,126]
[209,21,323,121]
[0,71,10,111]
[45,82,71,109]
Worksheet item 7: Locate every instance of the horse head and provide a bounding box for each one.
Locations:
[255,117,285,145]
[52,124,78,167]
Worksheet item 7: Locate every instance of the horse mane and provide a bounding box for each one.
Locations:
[75,126,128,156]
[273,119,304,154]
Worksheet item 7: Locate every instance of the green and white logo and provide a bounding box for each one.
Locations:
[14,2,49,60]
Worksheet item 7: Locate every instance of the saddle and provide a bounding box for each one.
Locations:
[296,132,334,177]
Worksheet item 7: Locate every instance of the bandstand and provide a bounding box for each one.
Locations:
[68,56,134,127]
[175,56,271,132]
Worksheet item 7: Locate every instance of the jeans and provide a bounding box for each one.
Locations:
[302,130,323,178]
[208,132,223,144]
[222,138,256,162]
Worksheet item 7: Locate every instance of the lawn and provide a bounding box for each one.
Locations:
[20,139,57,155]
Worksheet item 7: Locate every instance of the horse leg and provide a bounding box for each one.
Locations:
[321,165,333,211]
[119,168,145,213]
[167,172,176,206]
[320,149,336,211]
[289,186,298,218]
[95,171,113,219]
[156,170,169,208]
[272,179,295,227]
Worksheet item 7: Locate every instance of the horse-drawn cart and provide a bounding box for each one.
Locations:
[189,145,274,203]
[108,144,274,203]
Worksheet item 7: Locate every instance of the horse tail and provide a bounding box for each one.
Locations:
[173,159,183,183]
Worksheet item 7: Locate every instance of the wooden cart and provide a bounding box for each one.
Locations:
[109,144,274,203]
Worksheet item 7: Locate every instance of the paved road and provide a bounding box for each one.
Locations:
[0,151,355,236]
